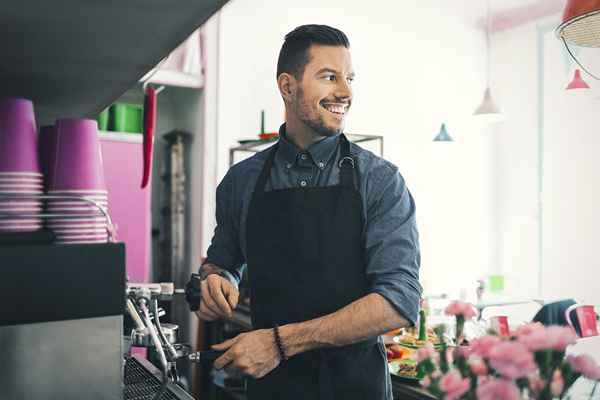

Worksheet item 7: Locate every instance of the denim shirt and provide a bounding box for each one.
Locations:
[205,124,422,325]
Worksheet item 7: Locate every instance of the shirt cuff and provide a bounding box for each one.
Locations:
[369,282,421,327]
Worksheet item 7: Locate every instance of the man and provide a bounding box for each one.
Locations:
[190,24,421,399]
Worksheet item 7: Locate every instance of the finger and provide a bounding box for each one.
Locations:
[201,280,225,316]
[195,310,217,321]
[211,337,236,351]
[214,349,235,370]
[207,277,233,317]
[197,302,219,321]
[225,285,239,310]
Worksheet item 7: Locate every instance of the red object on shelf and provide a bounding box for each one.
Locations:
[141,86,156,189]
[259,132,279,140]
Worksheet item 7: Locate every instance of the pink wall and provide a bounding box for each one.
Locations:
[100,136,151,283]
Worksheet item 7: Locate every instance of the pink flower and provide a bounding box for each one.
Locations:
[476,378,521,400]
[445,301,478,319]
[415,342,436,362]
[468,357,488,376]
[567,354,600,380]
[439,370,470,400]
[514,322,545,337]
[488,341,536,379]
[519,325,577,352]
[420,376,431,388]
[551,370,564,397]
[455,345,472,358]
[469,335,502,358]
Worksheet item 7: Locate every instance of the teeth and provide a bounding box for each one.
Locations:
[322,104,347,115]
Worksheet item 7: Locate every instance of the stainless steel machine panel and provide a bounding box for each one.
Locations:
[0,316,123,400]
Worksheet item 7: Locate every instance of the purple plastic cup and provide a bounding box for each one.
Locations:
[39,125,57,188]
[0,98,41,173]
[50,119,106,191]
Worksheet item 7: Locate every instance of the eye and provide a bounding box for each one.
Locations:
[323,74,336,82]
[347,76,355,84]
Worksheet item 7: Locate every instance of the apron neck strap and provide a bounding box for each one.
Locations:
[338,134,356,189]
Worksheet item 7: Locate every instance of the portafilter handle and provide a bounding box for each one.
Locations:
[184,273,202,311]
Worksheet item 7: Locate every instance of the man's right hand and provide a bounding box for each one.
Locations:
[195,274,239,321]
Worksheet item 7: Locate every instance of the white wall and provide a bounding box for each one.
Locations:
[201,0,496,300]
[492,15,600,307]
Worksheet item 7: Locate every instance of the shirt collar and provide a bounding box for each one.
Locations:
[275,123,340,169]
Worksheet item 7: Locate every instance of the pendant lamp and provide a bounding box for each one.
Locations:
[433,123,453,142]
[556,0,600,80]
[474,0,504,123]
[566,68,591,89]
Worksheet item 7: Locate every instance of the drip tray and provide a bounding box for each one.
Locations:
[125,356,195,400]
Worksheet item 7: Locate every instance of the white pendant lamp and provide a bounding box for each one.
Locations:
[474,0,505,123]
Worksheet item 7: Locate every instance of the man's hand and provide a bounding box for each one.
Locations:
[194,274,239,321]
[212,329,281,379]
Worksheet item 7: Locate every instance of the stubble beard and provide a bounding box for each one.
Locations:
[294,88,344,138]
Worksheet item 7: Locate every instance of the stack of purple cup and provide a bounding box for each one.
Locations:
[0,98,44,233]
[44,118,109,244]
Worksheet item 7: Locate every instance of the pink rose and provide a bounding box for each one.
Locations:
[519,325,577,352]
[476,378,521,400]
[488,341,536,379]
[415,342,436,362]
[469,335,502,358]
[551,370,564,397]
[468,357,488,376]
[445,301,478,319]
[439,370,470,400]
[567,354,600,380]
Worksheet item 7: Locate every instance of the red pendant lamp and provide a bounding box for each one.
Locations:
[566,68,591,90]
[556,0,600,79]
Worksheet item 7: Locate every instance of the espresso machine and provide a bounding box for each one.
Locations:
[123,279,222,399]
[0,241,216,400]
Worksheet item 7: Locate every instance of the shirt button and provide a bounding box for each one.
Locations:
[286,163,292,169]
[300,153,307,160]
[300,180,307,187]
[318,161,325,169]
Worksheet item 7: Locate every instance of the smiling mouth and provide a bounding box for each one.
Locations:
[321,102,349,116]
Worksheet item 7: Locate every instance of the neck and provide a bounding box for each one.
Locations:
[284,117,326,151]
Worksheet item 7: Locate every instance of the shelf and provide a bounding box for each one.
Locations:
[0,0,228,125]
[144,69,204,89]
[99,131,143,143]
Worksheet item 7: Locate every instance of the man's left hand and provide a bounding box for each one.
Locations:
[212,329,281,379]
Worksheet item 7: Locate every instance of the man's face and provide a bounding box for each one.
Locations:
[290,45,354,137]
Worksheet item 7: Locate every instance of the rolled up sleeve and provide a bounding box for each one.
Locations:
[205,171,245,284]
[364,165,422,326]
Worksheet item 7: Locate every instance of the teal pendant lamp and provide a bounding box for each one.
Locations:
[433,123,453,142]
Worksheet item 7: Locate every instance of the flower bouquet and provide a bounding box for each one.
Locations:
[416,301,600,399]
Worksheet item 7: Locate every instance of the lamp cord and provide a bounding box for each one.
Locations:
[562,37,600,80]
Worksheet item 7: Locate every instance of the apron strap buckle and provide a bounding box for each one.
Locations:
[338,156,355,169]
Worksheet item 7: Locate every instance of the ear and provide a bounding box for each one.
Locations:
[277,73,296,102]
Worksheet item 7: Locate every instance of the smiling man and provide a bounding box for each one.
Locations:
[189,24,422,400]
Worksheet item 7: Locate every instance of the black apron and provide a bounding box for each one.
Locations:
[245,134,389,400]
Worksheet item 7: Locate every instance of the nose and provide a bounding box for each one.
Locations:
[335,78,352,101]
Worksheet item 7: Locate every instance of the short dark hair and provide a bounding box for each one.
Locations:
[276,24,350,80]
